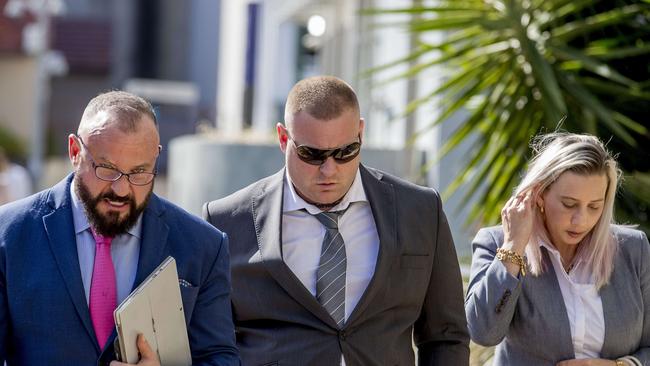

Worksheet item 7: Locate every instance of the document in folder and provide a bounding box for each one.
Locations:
[114,256,191,365]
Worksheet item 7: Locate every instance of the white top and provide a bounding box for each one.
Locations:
[281,169,380,322]
[540,241,604,359]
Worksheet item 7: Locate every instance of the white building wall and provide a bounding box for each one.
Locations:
[209,0,476,254]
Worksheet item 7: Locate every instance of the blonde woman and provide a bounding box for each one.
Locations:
[466,132,649,366]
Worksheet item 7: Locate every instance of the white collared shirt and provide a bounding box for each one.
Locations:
[281,169,380,323]
[540,241,604,359]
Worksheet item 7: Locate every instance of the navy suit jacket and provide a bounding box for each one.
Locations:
[0,175,239,365]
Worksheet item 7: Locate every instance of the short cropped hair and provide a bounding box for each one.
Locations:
[79,91,157,134]
[284,76,359,122]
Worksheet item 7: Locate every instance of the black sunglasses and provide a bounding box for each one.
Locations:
[290,135,362,166]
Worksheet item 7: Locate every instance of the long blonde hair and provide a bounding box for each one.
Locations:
[515,132,620,289]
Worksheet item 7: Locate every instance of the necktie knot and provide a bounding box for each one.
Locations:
[91,229,113,247]
[314,209,346,230]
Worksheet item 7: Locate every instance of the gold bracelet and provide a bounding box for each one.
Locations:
[615,359,625,366]
[496,248,527,276]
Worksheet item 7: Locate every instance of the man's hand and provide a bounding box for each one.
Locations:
[110,334,160,366]
[556,359,618,366]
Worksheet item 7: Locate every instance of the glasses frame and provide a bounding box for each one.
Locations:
[289,133,362,166]
[74,134,159,186]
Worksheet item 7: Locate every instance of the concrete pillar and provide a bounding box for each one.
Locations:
[252,0,313,134]
[216,0,249,136]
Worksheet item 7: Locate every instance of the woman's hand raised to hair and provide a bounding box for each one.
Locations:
[500,192,535,277]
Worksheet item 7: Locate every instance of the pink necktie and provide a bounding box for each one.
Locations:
[89,230,116,349]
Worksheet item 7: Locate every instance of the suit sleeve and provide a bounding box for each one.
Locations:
[414,190,470,366]
[464,228,522,346]
[631,230,650,363]
[190,231,241,366]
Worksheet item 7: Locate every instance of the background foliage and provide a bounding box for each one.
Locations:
[366,0,650,232]
[0,124,27,163]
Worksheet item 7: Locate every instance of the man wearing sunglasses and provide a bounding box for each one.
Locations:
[203,76,469,365]
[0,91,239,365]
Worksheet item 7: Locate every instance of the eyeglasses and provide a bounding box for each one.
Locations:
[75,135,158,186]
[290,134,362,166]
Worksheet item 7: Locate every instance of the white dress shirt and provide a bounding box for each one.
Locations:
[540,241,604,359]
[282,169,379,366]
[282,169,380,322]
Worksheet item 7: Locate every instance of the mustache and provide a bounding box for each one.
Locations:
[99,191,132,203]
[74,176,151,238]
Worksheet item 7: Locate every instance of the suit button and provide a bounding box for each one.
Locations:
[500,290,511,303]
[495,289,512,313]
[339,330,347,340]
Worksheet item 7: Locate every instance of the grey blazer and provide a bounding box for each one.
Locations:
[203,165,469,366]
[465,225,650,365]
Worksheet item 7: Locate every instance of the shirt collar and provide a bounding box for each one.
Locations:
[538,238,555,253]
[283,168,368,214]
[70,178,143,239]
[538,238,584,267]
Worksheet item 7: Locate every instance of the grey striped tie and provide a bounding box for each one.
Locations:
[314,210,347,328]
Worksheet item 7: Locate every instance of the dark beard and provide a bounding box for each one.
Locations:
[74,177,152,237]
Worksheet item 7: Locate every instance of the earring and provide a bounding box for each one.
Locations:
[539,205,545,214]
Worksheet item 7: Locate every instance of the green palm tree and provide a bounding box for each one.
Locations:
[365,0,650,230]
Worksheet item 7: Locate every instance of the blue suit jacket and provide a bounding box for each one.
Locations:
[0,175,239,365]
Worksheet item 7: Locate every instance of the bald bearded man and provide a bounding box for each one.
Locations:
[0,91,239,366]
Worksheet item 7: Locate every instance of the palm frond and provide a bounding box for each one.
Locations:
[365,0,650,227]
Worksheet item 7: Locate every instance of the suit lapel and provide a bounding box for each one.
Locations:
[346,165,397,325]
[132,195,170,288]
[599,252,626,358]
[108,194,168,358]
[531,248,575,359]
[600,283,618,358]
[43,175,100,353]
[43,177,169,357]
[253,170,337,328]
